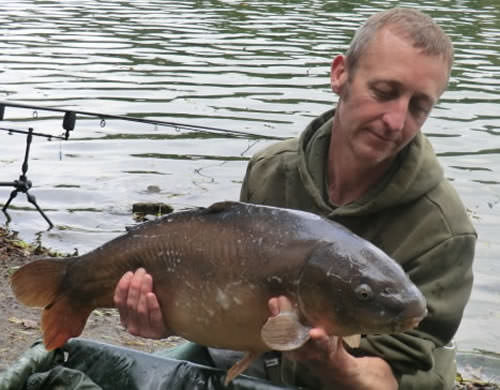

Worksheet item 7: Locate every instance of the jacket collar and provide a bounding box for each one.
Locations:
[296,109,444,216]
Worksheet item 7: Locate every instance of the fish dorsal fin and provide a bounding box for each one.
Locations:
[207,200,243,213]
[343,334,361,349]
[261,310,311,351]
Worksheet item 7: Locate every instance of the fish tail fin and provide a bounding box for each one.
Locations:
[42,295,93,350]
[10,258,67,307]
[11,258,94,350]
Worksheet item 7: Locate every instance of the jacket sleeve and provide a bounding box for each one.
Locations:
[358,232,475,387]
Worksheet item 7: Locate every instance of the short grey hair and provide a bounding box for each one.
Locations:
[345,8,454,77]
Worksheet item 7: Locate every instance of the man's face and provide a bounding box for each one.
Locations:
[330,27,449,165]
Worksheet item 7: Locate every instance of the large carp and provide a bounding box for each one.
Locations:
[11,201,427,383]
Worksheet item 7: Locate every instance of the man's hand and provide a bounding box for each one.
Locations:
[113,268,169,339]
[268,296,398,390]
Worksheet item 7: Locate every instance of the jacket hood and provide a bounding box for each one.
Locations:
[297,109,444,216]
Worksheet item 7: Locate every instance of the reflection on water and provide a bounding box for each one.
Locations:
[0,0,499,353]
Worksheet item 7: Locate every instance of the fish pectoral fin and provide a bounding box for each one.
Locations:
[261,311,311,351]
[342,334,361,349]
[224,351,260,385]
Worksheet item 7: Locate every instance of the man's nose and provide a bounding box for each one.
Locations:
[383,99,408,132]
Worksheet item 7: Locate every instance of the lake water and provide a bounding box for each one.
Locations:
[0,0,499,355]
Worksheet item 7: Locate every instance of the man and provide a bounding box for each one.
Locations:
[114,8,476,389]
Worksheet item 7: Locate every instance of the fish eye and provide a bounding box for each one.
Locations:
[355,284,373,301]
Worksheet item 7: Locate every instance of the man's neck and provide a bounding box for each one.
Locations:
[327,128,393,206]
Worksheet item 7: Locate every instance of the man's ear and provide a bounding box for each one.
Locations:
[330,55,348,94]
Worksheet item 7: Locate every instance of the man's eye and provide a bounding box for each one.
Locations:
[410,100,431,118]
[373,88,393,100]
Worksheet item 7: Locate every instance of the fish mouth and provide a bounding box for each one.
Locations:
[392,287,428,332]
[393,306,428,332]
[399,313,426,331]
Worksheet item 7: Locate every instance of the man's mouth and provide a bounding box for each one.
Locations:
[367,128,397,144]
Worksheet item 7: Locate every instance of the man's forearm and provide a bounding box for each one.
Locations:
[312,355,398,390]
[351,356,398,390]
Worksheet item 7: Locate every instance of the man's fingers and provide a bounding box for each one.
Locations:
[127,268,147,306]
[114,271,133,306]
[146,292,166,337]
[114,268,168,339]
[268,297,280,316]
[125,268,150,335]
[134,273,153,330]
[309,327,329,342]
[309,328,338,356]
[277,295,294,312]
[135,278,151,317]
[138,273,154,319]
[285,328,339,362]
[268,295,294,317]
[114,271,133,325]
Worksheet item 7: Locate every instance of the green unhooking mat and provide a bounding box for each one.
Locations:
[0,339,299,390]
[2,339,500,389]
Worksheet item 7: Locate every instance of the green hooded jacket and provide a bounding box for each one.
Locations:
[240,109,476,390]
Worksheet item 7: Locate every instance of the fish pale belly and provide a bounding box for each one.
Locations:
[155,281,275,352]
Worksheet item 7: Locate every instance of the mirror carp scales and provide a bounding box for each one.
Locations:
[11,201,427,383]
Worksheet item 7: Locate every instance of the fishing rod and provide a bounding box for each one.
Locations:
[0,126,66,140]
[0,101,286,228]
[0,101,286,141]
